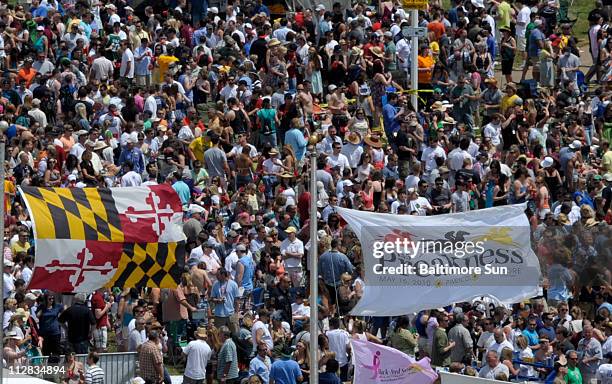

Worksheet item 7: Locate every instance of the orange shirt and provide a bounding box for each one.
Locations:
[17,67,37,87]
[427,21,446,42]
[417,54,435,84]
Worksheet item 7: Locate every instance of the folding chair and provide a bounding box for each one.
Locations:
[251,287,265,311]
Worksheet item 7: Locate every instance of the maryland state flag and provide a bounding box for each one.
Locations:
[19,185,186,292]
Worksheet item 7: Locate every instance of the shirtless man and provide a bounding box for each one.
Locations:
[190,262,212,295]
[296,82,314,126]
[235,146,254,189]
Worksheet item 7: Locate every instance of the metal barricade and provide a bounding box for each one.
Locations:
[28,352,138,384]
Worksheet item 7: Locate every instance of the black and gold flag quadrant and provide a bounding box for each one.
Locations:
[20,187,123,242]
[107,241,185,289]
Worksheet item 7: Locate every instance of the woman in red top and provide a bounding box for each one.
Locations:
[359,179,375,211]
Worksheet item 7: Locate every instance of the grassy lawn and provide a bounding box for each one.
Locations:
[569,0,594,43]
[438,0,594,45]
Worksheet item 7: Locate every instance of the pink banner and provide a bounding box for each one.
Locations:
[352,339,438,384]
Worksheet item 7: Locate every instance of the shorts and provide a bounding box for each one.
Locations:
[135,74,151,87]
[501,58,514,75]
[517,36,526,52]
[527,56,540,67]
[286,266,303,287]
[183,376,205,384]
[93,326,107,350]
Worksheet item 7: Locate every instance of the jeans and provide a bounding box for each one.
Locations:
[70,340,89,354]
[260,133,277,148]
[236,174,253,190]
[262,175,278,199]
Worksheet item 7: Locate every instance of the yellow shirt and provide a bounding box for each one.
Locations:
[603,150,612,173]
[11,241,30,256]
[188,136,212,163]
[501,94,519,114]
[4,180,15,213]
[155,55,179,83]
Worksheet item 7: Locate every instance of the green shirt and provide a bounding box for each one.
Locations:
[257,108,277,134]
[497,1,512,29]
[217,339,239,380]
[388,328,417,356]
[385,41,397,71]
[565,366,582,384]
[432,327,451,367]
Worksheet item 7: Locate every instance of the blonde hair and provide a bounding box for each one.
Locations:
[516,334,528,350]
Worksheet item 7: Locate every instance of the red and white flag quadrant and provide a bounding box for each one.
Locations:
[27,239,124,292]
[112,185,185,243]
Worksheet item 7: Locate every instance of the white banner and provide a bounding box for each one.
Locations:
[337,205,541,316]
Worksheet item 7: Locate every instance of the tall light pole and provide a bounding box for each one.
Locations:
[0,120,8,382]
[308,138,318,384]
[410,9,419,111]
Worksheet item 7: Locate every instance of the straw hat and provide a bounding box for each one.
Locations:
[13,11,25,21]
[194,326,208,339]
[346,131,361,145]
[10,308,29,322]
[268,38,281,48]
[351,46,363,56]
[370,46,384,59]
[431,101,449,112]
[94,141,109,151]
[280,172,294,179]
[364,134,383,148]
[557,213,570,225]
[269,148,279,155]
[3,331,19,342]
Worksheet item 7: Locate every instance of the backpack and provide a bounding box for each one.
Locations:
[232,335,253,364]
[59,85,75,114]
[259,111,273,135]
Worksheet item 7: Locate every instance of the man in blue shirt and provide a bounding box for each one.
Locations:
[382,93,402,144]
[523,19,545,82]
[285,120,308,162]
[118,136,145,174]
[318,239,354,306]
[269,347,303,384]
[171,172,191,208]
[522,317,541,349]
[211,268,240,333]
[249,343,272,383]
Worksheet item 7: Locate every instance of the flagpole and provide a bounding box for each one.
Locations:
[309,150,319,384]
[0,121,7,384]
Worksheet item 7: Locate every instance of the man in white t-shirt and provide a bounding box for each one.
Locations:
[183,327,213,383]
[478,350,510,379]
[597,363,612,384]
[326,317,351,381]
[483,114,503,147]
[280,227,304,287]
[326,143,351,175]
[120,162,142,187]
[251,309,274,353]
[486,328,514,356]
[408,187,432,216]
[421,137,446,177]
[120,42,134,81]
[515,0,531,53]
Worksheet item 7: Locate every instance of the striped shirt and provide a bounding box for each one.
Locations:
[84,364,105,384]
[216,339,239,380]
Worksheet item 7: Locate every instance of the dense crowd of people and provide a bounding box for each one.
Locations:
[1,0,612,382]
